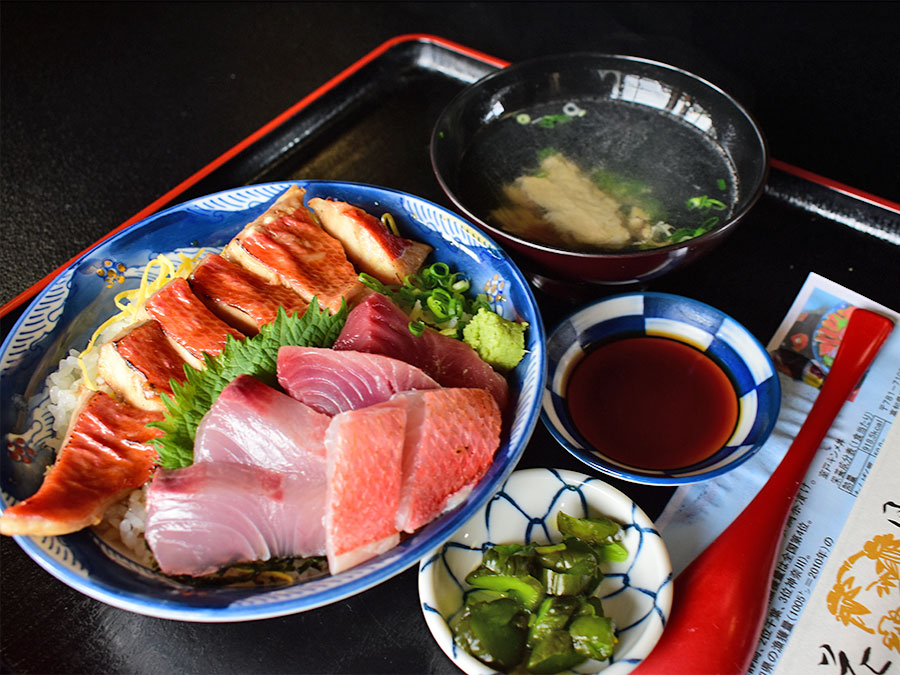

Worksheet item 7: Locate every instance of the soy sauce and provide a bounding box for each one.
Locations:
[566,336,738,470]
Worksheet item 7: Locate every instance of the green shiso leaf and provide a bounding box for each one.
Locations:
[149,298,348,469]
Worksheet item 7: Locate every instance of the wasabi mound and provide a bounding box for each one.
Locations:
[463,308,528,372]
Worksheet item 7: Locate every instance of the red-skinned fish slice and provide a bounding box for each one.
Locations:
[0,390,162,536]
[308,197,432,284]
[189,253,308,335]
[324,404,405,574]
[98,319,188,413]
[224,186,362,314]
[392,388,500,533]
[144,277,244,370]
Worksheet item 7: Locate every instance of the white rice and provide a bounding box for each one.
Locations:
[45,316,128,437]
[94,486,154,567]
[46,349,97,439]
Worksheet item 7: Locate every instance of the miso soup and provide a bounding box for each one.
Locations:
[457,98,739,253]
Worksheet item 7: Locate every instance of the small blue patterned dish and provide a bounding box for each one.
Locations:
[542,292,780,485]
[418,467,672,675]
[0,181,546,621]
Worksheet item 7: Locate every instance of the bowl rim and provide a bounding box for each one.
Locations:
[417,466,674,675]
[540,290,781,485]
[429,51,770,261]
[0,179,548,621]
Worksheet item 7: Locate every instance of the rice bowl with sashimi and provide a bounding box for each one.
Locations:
[0,181,546,621]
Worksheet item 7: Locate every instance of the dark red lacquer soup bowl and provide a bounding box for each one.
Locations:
[431,53,769,287]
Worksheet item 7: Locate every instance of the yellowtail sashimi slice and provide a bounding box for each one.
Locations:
[194,374,329,477]
[145,461,327,577]
[277,346,439,416]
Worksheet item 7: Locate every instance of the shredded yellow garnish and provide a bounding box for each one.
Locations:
[77,251,205,390]
[380,212,400,237]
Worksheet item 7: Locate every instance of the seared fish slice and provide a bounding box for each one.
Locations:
[98,319,188,413]
[308,197,432,284]
[189,253,308,335]
[224,186,362,313]
[144,277,244,370]
[0,390,162,536]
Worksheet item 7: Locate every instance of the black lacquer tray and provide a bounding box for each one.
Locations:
[1,35,898,675]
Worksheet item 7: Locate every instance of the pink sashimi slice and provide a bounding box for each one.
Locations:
[391,388,501,533]
[145,462,327,577]
[321,386,501,572]
[332,293,509,410]
[324,404,405,574]
[194,374,329,476]
[276,346,440,416]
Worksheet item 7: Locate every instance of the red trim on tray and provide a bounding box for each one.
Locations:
[770,159,900,213]
[1,35,893,318]
[0,35,506,319]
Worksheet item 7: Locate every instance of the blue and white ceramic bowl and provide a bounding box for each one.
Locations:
[542,292,780,485]
[418,467,672,675]
[0,181,546,621]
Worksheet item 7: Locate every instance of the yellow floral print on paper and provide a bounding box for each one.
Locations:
[826,533,900,653]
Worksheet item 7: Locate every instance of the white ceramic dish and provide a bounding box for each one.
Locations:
[418,467,672,674]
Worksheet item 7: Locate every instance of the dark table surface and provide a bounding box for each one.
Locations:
[2,3,899,674]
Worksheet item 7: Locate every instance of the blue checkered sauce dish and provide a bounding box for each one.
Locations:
[542,292,781,485]
[418,467,672,675]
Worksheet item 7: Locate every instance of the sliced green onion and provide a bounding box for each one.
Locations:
[426,295,450,321]
[409,320,426,337]
[685,195,728,211]
[451,278,470,293]
[361,261,498,340]
[685,196,706,210]
[358,272,387,292]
